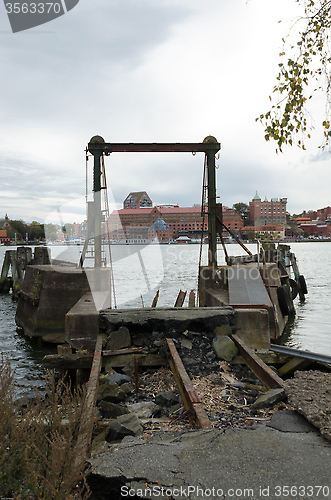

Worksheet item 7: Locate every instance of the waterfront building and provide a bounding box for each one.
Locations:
[249,192,287,226]
[243,224,285,240]
[0,229,9,244]
[123,192,152,209]
[107,195,244,240]
[247,192,287,239]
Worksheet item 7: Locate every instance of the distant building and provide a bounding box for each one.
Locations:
[243,224,285,240]
[108,195,244,240]
[249,192,287,226]
[0,229,9,244]
[123,192,153,209]
[300,223,331,238]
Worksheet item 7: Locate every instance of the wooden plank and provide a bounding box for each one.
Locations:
[166,338,211,428]
[174,289,187,307]
[42,351,167,370]
[73,334,103,470]
[102,346,147,357]
[188,290,196,307]
[151,290,159,307]
[231,334,285,389]
[106,353,167,368]
[277,356,313,378]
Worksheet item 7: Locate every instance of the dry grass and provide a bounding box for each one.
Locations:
[0,351,92,500]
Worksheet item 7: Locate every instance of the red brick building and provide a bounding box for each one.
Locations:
[249,192,287,226]
[300,223,331,238]
[0,229,10,244]
[107,193,243,240]
[123,192,152,209]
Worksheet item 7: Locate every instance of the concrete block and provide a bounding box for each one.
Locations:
[65,292,99,350]
[235,308,270,350]
[15,265,90,342]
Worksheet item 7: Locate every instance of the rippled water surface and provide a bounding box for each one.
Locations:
[0,241,330,392]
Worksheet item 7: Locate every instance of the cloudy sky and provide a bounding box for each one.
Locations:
[0,0,330,224]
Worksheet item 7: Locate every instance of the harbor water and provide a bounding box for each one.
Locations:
[0,241,330,393]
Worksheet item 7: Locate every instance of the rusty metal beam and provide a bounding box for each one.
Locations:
[166,338,211,428]
[232,334,285,389]
[188,290,196,307]
[174,289,187,307]
[74,334,103,470]
[88,142,221,154]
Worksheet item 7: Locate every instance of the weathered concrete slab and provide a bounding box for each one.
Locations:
[89,426,331,499]
[267,409,317,433]
[100,307,236,336]
[286,370,331,441]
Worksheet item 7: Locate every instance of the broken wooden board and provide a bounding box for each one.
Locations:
[231,334,285,389]
[42,351,167,370]
[166,338,211,429]
[74,335,103,470]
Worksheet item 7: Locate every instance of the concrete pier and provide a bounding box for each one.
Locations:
[15,265,90,343]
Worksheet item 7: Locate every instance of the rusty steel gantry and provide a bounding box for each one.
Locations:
[87,135,221,269]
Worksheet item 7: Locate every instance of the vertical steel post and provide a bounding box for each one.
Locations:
[206,147,217,268]
[89,136,105,269]
[93,151,102,268]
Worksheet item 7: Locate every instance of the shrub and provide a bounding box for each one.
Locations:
[0,351,92,499]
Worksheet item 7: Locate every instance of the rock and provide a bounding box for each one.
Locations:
[98,401,129,419]
[97,379,126,403]
[169,404,183,415]
[106,414,143,442]
[206,350,216,360]
[106,326,131,350]
[121,382,134,395]
[180,336,193,349]
[154,339,164,348]
[122,361,134,377]
[251,388,286,409]
[212,335,238,362]
[155,391,180,406]
[214,324,232,337]
[105,421,135,442]
[109,373,132,385]
[127,401,158,418]
[103,364,116,375]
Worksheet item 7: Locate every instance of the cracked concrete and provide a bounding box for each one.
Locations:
[286,371,331,441]
[89,425,331,500]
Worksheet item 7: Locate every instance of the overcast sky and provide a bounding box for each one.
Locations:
[0,0,330,224]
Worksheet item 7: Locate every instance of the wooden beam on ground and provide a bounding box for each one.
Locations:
[188,290,196,307]
[166,338,211,428]
[231,334,285,389]
[73,334,103,470]
[174,289,187,307]
[43,350,167,370]
[151,289,159,307]
[277,356,313,378]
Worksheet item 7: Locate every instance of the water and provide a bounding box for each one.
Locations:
[0,241,331,393]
